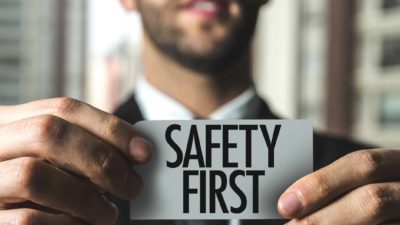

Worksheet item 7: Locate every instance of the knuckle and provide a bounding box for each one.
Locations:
[49,97,82,116]
[308,172,332,199]
[102,116,123,138]
[360,185,389,219]
[95,150,123,179]
[355,150,382,179]
[28,115,68,146]
[93,150,130,193]
[15,158,44,198]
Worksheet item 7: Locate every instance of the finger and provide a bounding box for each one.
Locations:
[0,157,118,225]
[0,98,151,163]
[0,115,143,199]
[286,182,400,225]
[278,149,400,218]
[0,208,87,225]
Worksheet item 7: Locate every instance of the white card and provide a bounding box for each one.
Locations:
[130,120,313,220]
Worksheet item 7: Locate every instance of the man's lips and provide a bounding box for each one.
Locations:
[180,0,228,18]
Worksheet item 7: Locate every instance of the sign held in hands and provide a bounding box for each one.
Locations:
[131,120,313,220]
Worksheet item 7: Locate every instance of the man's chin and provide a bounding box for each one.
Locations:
[181,43,225,58]
[165,45,249,74]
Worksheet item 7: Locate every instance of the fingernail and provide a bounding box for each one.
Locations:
[129,137,152,162]
[278,192,302,217]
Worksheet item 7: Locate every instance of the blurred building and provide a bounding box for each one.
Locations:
[257,0,400,146]
[255,0,328,127]
[355,0,400,146]
[0,0,22,104]
[297,0,400,146]
[297,0,329,129]
[0,0,86,105]
[254,0,302,119]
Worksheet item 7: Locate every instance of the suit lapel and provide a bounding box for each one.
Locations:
[114,95,144,125]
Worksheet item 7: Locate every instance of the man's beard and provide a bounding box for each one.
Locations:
[137,0,261,74]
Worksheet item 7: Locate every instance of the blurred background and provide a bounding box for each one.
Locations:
[0,0,399,147]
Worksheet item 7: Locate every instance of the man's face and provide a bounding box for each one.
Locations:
[136,0,268,73]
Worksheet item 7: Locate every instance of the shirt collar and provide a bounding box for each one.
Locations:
[135,77,260,120]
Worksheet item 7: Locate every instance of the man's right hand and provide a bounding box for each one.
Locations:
[0,98,152,225]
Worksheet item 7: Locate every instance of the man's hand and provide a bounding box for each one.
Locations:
[278,149,400,225]
[0,98,152,225]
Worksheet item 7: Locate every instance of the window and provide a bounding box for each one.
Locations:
[0,0,21,8]
[381,36,400,68]
[380,95,400,127]
[382,0,400,10]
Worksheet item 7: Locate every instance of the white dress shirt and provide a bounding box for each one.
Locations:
[135,78,260,121]
[135,77,261,225]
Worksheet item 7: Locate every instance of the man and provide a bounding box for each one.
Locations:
[0,0,398,224]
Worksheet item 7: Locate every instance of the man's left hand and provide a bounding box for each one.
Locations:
[278,149,400,225]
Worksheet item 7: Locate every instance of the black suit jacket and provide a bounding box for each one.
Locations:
[108,95,371,225]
